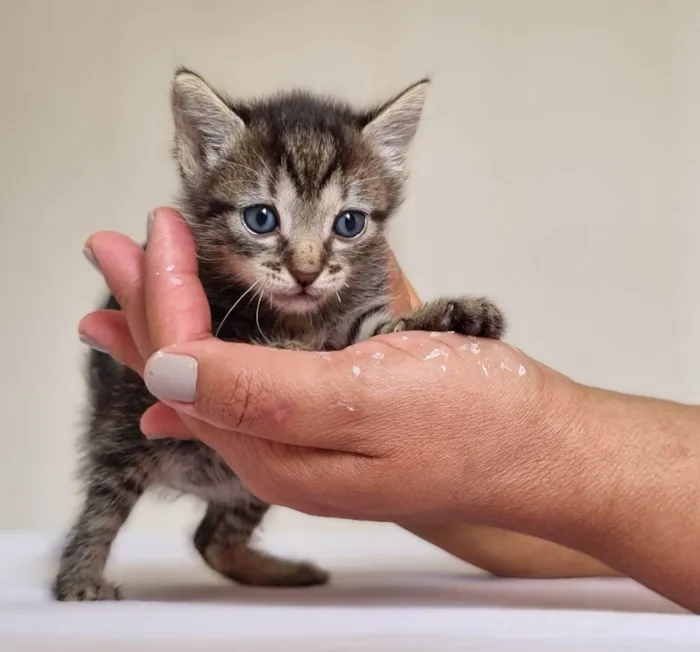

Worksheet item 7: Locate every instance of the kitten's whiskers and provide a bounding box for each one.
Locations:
[215,280,261,338]
[255,283,272,345]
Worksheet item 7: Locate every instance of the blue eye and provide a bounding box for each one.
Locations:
[333,210,366,238]
[242,205,279,234]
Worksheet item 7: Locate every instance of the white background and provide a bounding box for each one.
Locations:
[0,0,698,538]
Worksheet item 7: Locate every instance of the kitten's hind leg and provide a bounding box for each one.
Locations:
[195,500,328,587]
[52,477,143,601]
[379,296,506,339]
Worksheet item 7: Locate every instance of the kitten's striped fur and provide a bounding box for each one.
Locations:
[53,69,505,601]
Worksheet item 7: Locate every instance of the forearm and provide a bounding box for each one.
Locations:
[510,385,700,611]
[401,523,619,578]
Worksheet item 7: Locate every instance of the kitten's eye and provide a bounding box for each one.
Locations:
[333,210,366,239]
[242,205,279,234]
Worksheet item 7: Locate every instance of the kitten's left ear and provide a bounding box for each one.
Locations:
[363,79,429,171]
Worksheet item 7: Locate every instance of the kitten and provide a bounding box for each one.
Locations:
[52,68,505,601]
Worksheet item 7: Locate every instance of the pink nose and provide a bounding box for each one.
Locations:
[290,269,320,288]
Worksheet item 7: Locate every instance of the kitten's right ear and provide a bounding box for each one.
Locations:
[171,68,246,179]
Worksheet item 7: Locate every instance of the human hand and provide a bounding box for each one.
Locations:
[82,210,700,611]
[81,208,584,527]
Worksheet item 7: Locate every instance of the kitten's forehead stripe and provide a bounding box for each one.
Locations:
[274,173,299,239]
[281,129,340,198]
[318,150,340,190]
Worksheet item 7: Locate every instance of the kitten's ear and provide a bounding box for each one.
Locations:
[171,68,246,179]
[363,79,429,171]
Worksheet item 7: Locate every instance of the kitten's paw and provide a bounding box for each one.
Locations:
[382,297,506,339]
[250,560,330,588]
[202,544,329,588]
[52,575,121,602]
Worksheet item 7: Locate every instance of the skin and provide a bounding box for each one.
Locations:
[389,259,618,578]
[81,208,700,611]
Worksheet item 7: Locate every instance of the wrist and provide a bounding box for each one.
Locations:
[561,390,700,559]
[534,382,627,544]
[455,360,598,536]
[518,381,700,577]
[505,379,647,550]
[514,374,604,540]
[470,361,614,542]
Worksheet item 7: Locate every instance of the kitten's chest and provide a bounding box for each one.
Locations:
[273,315,334,349]
[154,443,250,504]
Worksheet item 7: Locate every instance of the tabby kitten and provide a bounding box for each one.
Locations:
[53,68,505,601]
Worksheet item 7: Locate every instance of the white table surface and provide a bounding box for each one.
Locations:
[0,527,695,651]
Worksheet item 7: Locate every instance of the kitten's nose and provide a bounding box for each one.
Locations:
[290,269,320,288]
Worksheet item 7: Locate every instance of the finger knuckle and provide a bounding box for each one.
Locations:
[112,274,142,314]
[205,366,264,431]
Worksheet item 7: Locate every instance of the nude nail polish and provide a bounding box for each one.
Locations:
[79,332,109,354]
[144,352,198,403]
[83,247,101,272]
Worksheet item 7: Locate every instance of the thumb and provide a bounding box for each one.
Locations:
[143,339,366,451]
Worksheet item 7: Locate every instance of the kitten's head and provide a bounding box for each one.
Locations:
[171,68,428,315]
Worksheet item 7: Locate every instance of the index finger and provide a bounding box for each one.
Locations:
[86,231,152,358]
[144,207,212,348]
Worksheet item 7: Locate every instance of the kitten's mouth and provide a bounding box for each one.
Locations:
[271,290,321,312]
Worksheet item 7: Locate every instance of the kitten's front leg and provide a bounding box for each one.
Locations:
[53,476,144,601]
[378,297,506,339]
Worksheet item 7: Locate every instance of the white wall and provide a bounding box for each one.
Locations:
[0,0,697,535]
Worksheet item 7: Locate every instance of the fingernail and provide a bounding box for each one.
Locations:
[79,332,109,354]
[144,352,197,403]
[83,247,101,272]
[147,211,154,240]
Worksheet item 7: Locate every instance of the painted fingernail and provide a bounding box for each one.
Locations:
[143,432,172,440]
[83,247,101,272]
[147,211,154,240]
[144,352,197,403]
[79,332,109,354]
